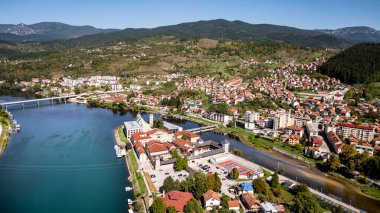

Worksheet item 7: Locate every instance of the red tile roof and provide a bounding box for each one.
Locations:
[174,130,198,138]
[162,191,194,212]
[337,123,374,131]
[285,125,304,132]
[147,143,168,153]
[173,138,194,152]
[228,200,240,208]
[203,190,220,202]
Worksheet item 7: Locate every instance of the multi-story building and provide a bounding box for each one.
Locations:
[124,121,143,138]
[326,131,345,154]
[245,111,260,123]
[354,144,374,156]
[305,123,319,141]
[336,123,375,142]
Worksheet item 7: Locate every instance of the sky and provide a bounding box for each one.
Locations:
[0,0,379,30]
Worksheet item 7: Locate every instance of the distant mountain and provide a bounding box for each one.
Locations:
[56,19,352,49]
[0,22,119,41]
[316,26,380,43]
[4,19,376,49]
[318,43,380,84]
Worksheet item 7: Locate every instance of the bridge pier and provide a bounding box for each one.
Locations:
[21,103,24,109]
[37,101,39,107]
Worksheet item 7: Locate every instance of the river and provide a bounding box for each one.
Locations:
[0,97,379,213]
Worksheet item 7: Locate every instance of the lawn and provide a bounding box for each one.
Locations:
[117,125,129,144]
[136,172,147,195]
[129,151,139,171]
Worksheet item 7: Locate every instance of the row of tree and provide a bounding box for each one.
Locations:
[325,145,380,180]
[162,171,222,200]
[151,196,203,213]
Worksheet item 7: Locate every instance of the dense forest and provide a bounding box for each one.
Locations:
[318,43,380,84]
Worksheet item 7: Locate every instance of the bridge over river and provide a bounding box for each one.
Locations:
[0,95,78,109]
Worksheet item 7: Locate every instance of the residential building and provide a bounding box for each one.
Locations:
[326,131,345,154]
[260,202,278,213]
[354,144,374,156]
[162,190,194,212]
[288,134,300,146]
[238,182,254,194]
[203,190,220,210]
[245,111,260,123]
[241,193,260,212]
[284,125,304,138]
[336,123,375,142]
[174,130,200,143]
[305,123,319,140]
[228,200,240,212]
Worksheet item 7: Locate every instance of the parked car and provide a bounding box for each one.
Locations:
[150,175,156,178]
[165,173,169,175]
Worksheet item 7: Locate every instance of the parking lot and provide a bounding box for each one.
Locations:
[190,157,237,197]
[147,153,258,198]
[149,164,189,192]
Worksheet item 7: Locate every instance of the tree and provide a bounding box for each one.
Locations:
[172,149,179,158]
[354,151,371,172]
[74,86,81,94]
[229,168,239,179]
[193,172,208,199]
[167,206,177,213]
[325,154,340,172]
[270,171,280,189]
[253,178,268,195]
[181,134,191,141]
[183,156,188,169]
[364,155,380,180]
[220,194,230,209]
[184,198,203,213]
[339,145,357,172]
[213,173,222,192]
[206,174,215,191]
[153,118,164,129]
[232,149,242,156]
[163,176,180,192]
[292,184,321,213]
[151,197,167,213]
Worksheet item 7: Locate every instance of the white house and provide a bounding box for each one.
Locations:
[203,190,220,210]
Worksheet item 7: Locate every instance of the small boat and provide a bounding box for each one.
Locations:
[125,186,132,191]
[114,145,126,158]
[128,199,133,205]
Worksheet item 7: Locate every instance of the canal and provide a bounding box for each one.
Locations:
[0,98,379,213]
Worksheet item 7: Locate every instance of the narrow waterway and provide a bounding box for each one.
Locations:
[0,98,379,213]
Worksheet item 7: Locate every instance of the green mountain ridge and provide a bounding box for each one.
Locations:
[53,19,352,49]
[318,43,380,84]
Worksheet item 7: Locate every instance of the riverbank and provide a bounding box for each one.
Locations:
[329,172,380,200]
[114,126,148,213]
[0,110,12,155]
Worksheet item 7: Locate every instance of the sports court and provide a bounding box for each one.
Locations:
[218,160,253,175]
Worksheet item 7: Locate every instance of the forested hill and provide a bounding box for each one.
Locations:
[318,43,380,84]
[50,19,352,49]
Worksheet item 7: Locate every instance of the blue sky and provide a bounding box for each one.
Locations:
[0,0,379,30]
